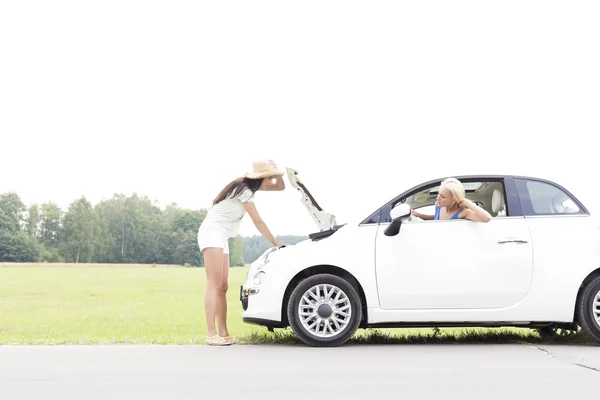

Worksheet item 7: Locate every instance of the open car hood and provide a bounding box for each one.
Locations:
[286,167,339,232]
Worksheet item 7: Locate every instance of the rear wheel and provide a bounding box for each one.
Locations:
[287,274,362,347]
[577,276,600,344]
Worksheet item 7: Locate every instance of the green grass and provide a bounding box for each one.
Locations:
[0,266,590,345]
[0,266,257,344]
[246,327,590,346]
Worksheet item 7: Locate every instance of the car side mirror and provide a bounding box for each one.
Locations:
[384,204,411,237]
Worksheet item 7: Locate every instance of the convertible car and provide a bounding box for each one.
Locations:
[240,168,600,347]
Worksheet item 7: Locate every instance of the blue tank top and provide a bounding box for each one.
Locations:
[434,205,460,220]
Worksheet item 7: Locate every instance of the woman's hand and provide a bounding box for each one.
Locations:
[410,209,434,220]
[458,199,474,210]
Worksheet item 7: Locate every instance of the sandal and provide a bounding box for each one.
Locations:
[223,336,243,345]
[205,335,231,346]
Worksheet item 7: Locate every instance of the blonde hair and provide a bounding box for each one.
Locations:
[440,178,465,208]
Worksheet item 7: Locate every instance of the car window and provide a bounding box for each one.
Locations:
[362,178,508,224]
[408,182,503,215]
[388,180,505,222]
[515,179,584,216]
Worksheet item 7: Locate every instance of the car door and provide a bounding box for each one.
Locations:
[514,177,596,289]
[374,178,533,310]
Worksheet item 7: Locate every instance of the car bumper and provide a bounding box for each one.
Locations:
[239,284,285,325]
[242,317,287,329]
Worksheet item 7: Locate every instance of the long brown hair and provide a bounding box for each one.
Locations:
[213,177,263,205]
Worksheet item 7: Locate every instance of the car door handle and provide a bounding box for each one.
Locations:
[497,238,528,244]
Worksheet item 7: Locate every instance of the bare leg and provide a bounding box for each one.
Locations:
[216,253,230,337]
[202,247,224,337]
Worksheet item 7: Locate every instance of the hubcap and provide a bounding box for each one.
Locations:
[317,304,333,318]
[298,283,352,338]
[594,289,600,327]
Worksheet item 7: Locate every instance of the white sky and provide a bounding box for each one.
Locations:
[1,1,598,237]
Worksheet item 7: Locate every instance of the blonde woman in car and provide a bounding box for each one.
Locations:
[411,178,492,222]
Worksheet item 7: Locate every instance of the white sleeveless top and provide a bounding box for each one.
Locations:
[201,188,255,237]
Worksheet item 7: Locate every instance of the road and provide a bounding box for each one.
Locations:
[1,344,598,399]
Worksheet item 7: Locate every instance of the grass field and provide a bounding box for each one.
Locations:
[0,266,255,344]
[0,265,589,345]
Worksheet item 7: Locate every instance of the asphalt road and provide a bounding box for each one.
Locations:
[1,344,598,399]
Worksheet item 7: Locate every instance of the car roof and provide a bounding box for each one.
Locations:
[359,174,587,224]
[430,174,546,181]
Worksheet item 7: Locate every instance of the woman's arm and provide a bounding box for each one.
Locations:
[459,199,492,223]
[244,202,283,247]
[411,210,434,220]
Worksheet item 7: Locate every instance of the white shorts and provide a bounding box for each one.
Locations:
[197,222,230,254]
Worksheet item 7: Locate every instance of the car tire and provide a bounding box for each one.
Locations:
[287,274,362,347]
[576,276,600,345]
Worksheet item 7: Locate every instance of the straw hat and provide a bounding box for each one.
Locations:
[244,159,284,179]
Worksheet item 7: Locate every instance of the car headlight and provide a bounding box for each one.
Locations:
[253,271,266,285]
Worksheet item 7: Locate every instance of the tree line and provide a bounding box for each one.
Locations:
[0,192,307,266]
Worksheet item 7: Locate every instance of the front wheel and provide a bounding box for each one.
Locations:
[577,276,600,344]
[287,274,362,347]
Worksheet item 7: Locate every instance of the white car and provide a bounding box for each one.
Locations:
[241,168,600,347]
